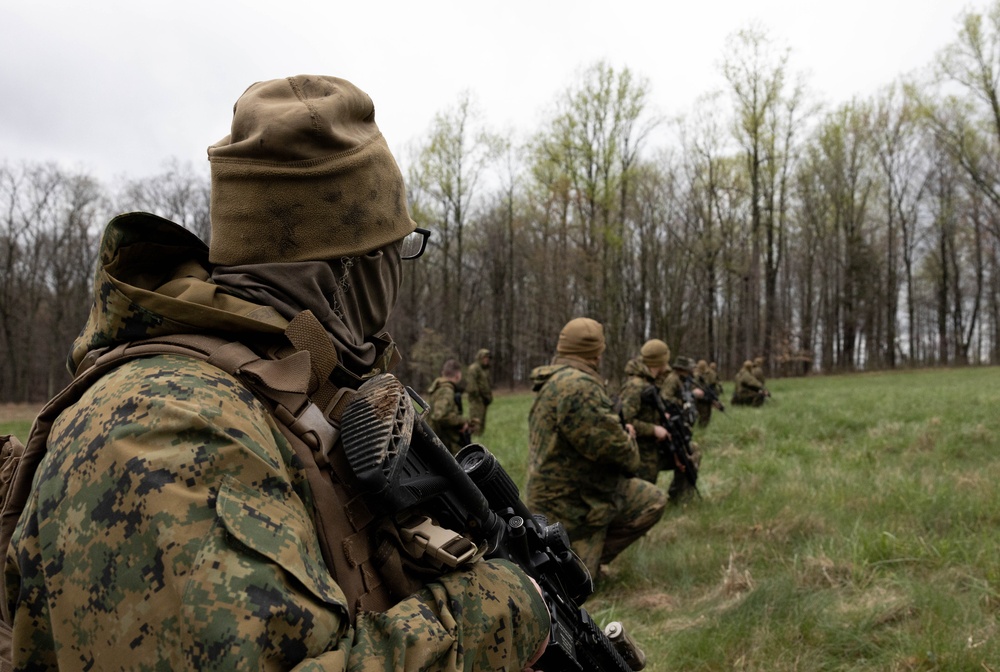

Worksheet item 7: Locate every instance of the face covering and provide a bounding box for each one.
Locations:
[211,240,402,375]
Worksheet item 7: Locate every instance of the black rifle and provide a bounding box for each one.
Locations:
[691,379,726,413]
[677,382,699,427]
[340,374,646,672]
[640,385,700,496]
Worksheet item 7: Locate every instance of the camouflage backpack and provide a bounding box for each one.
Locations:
[0,316,480,663]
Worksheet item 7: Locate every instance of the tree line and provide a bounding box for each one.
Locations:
[3,4,999,402]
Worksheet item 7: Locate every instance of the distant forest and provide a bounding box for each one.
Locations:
[3,4,1000,402]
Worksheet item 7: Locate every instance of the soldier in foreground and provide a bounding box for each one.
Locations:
[618,338,673,483]
[465,348,493,435]
[3,75,548,670]
[525,317,667,580]
[427,358,472,454]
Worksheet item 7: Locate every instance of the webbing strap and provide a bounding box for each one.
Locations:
[285,310,340,409]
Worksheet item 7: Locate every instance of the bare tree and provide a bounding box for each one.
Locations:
[0,162,103,401]
[116,159,210,241]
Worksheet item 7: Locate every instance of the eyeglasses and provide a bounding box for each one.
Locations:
[400,227,431,260]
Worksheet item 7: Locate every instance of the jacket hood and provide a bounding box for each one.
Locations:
[529,364,562,392]
[68,212,289,373]
[530,356,603,392]
[623,356,655,381]
[427,377,457,394]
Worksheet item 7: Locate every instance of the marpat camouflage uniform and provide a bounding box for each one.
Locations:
[465,350,492,435]
[4,213,548,671]
[426,376,469,455]
[525,357,666,577]
[618,357,666,483]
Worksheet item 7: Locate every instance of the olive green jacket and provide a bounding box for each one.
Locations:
[618,357,666,482]
[426,376,469,454]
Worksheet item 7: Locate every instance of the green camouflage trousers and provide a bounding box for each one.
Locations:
[568,477,667,578]
[468,398,488,435]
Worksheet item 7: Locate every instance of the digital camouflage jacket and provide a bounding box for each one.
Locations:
[525,357,641,538]
[4,213,548,671]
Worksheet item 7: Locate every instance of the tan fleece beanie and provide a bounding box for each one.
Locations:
[640,339,670,368]
[207,75,416,265]
[557,317,606,359]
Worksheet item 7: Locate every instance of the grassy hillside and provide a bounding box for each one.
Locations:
[3,367,998,669]
[480,367,1000,670]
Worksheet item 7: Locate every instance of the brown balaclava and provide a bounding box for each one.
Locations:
[208,75,416,375]
[556,318,606,361]
[640,339,670,369]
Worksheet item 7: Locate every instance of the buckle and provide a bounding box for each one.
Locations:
[399,516,478,567]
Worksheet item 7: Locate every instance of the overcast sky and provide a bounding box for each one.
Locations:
[0,0,977,184]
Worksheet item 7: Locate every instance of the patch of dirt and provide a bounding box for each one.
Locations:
[0,403,43,423]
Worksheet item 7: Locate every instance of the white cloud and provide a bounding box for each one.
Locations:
[0,0,974,182]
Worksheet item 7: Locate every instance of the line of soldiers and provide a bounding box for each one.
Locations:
[425,324,775,585]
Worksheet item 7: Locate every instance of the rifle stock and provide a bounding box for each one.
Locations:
[692,379,726,412]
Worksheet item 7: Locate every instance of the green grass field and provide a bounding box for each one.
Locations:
[3,367,998,669]
[0,405,37,444]
[478,367,1000,671]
